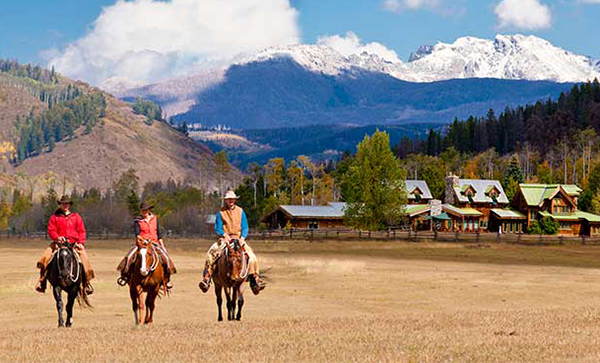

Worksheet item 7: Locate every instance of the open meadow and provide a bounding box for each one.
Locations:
[3,238,600,362]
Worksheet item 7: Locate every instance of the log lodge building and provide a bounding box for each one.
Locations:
[261,174,600,237]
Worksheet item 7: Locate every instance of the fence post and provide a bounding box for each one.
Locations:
[454,230,459,243]
[337,230,340,240]
[497,232,501,243]
[560,235,564,245]
[368,230,371,239]
[359,230,362,239]
[582,235,586,245]
[518,233,522,243]
[393,230,396,240]
[434,229,438,241]
[325,230,328,238]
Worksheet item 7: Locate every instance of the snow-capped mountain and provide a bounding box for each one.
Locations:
[237,34,600,83]
[104,34,596,128]
[406,35,600,83]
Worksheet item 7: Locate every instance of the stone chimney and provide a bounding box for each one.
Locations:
[429,199,442,216]
[444,173,459,205]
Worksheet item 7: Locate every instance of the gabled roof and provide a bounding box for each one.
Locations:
[442,204,483,217]
[519,184,582,207]
[406,180,433,200]
[454,179,509,204]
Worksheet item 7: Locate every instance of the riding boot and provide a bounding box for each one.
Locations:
[164,267,173,290]
[248,273,265,295]
[198,267,211,293]
[35,272,47,293]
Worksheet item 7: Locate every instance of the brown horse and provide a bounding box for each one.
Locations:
[127,239,166,325]
[212,239,249,321]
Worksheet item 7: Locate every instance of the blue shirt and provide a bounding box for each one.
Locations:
[215,209,249,238]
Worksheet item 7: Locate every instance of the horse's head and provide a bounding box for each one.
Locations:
[56,244,75,287]
[225,240,245,282]
[136,238,155,277]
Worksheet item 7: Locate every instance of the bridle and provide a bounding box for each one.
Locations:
[224,240,249,280]
[137,239,159,276]
[56,242,80,284]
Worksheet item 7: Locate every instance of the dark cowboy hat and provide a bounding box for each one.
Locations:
[57,195,73,205]
[139,201,154,211]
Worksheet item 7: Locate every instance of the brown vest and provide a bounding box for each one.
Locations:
[220,205,243,238]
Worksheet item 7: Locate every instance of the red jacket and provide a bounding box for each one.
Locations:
[136,215,159,242]
[47,210,86,245]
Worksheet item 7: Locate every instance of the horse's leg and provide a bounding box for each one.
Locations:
[144,289,157,324]
[231,287,238,321]
[215,284,223,322]
[130,286,140,325]
[225,287,234,321]
[52,285,64,328]
[236,284,244,321]
[65,288,77,327]
[138,288,145,325]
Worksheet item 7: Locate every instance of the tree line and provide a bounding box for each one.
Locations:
[0,169,221,236]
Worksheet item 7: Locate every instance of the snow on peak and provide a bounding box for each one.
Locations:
[236,34,600,83]
[407,34,600,83]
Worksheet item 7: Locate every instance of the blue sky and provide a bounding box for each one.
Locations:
[1,0,599,84]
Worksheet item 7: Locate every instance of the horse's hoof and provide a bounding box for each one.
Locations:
[218,317,223,322]
[66,323,72,328]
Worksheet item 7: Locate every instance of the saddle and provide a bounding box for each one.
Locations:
[216,241,249,279]
[49,244,82,265]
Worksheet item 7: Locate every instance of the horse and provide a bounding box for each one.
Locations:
[212,239,249,321]
[45,242,92,327]
[127,238,166,325]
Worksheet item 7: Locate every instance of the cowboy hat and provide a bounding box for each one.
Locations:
[139,201,154,211]
[223,190,239,199]
[57,195,73,205]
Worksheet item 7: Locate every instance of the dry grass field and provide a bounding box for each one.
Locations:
[3,238,600,362]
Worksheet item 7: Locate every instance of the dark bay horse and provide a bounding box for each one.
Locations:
[212,239,249,321]
[127,239,166,325]
[46,242,91,327]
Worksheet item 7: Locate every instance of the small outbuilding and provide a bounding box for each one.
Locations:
[261,202,346,230]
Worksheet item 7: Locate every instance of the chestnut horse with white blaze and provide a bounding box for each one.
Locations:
[213,239,249,321]
[127,238,166,324]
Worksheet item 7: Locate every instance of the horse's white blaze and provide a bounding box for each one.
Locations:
[140,247,148,276]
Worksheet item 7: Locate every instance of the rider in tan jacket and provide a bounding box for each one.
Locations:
[199,190,265,295]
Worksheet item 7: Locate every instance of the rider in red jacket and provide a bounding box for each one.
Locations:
[36,195,94,294]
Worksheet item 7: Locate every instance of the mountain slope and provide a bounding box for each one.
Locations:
[0,70,239,192]
[169,57,574,129]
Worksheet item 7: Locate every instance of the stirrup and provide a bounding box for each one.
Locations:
[117,277,128,286]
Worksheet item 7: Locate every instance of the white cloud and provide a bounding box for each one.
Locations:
[382,0,465,16]
[494,0,552,30]
[578,0,600,3]
[317,32,402,64]
[46,0,300,85]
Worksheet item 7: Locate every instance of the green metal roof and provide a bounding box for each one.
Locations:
[425,212,451,220]
[491,209,526,219]
[442,204,483,217]
[405,204,430,217]
[538,210,600,222]
[519,184,582,206]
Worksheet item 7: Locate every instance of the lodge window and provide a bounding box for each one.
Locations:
[480,220,488,229]
[308,221,319,229]
[414,193,421,203]
[559,222,570,230]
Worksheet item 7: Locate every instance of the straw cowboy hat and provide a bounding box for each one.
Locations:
[223,190,239,199]
[57,195,73,205]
